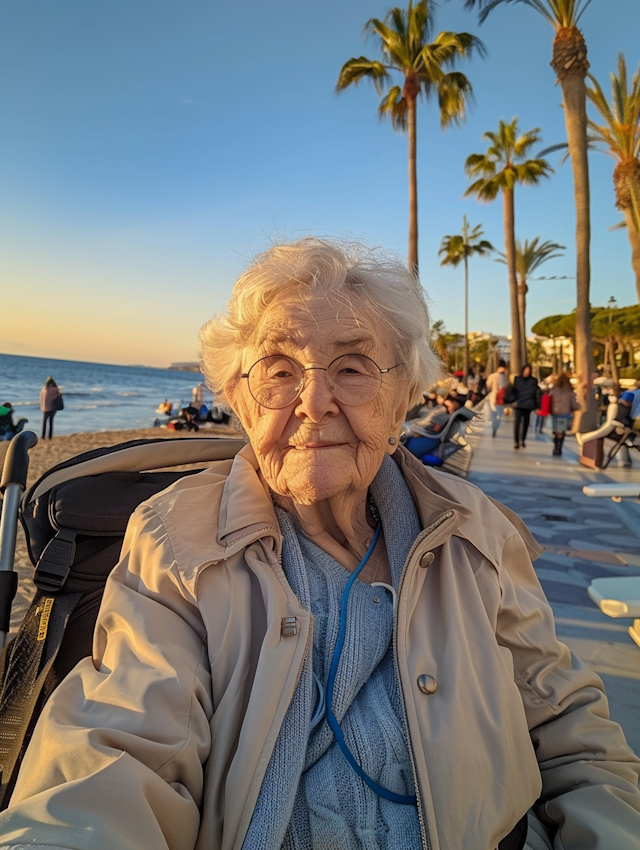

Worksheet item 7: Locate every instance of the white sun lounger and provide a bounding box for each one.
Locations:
[587,577,640,649]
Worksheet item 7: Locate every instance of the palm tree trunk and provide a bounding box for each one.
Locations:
[463,255,469,384]
[554,30,596,430]
[407,95,418,276]
[518,276,528,366]
[623,208,640,302]
[502,187,522,375]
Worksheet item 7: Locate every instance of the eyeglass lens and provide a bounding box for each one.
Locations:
[247,354,383,409]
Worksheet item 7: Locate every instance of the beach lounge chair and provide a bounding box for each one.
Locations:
[582,482,640,650]
[577,401,639,469]
[0,432,245,808]
[403,406,476,469]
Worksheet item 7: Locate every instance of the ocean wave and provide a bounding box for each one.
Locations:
[70,400,126,411]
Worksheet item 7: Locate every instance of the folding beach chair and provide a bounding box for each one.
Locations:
[0,432,245,809]
[403,406,476,469]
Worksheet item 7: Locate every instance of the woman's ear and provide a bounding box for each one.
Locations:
[386,387,412,454]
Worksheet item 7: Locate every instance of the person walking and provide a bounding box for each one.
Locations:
[549,372,580,456]
[534,383,551,435]
[485,359,510,437]
[39,377,62,439]
[511,364,541,449]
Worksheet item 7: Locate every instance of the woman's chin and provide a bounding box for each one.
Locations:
[277,460,362,506]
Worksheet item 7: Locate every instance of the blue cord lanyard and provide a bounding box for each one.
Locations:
[325,522,417,807]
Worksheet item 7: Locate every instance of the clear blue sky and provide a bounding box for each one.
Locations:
[1,0,639,367]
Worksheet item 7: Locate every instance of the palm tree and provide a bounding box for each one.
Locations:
[464,119,552,374]
[461,0,596,428]
[586,54,640,302]
[497,237,565,363]
[439,216,494,382]
[336,0,484,275]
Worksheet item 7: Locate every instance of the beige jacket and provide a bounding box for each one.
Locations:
[1,446,639,850]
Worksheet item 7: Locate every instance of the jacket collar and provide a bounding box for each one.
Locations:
[215,444,540,568]
[217,444,281,557]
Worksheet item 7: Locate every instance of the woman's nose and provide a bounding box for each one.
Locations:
[294,369,339,421]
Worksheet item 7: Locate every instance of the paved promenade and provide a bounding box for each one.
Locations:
[466,408,640,755]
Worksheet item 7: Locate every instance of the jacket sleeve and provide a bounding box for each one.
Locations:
[496,530,640,849]
[0,504,214,850]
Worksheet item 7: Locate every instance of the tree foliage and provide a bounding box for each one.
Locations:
[337,1,484,273]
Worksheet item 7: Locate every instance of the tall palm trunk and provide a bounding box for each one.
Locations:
[407,94,419,275]
[623,208,640,301]
[502,187,522,375]
[552,27,596,429]
[463,254,469,382]
[615,160,640,302]
[517,276,528,366]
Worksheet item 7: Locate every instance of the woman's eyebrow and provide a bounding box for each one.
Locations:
[257,332,376,351]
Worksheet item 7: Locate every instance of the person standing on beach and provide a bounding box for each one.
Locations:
[485,359,509,437]
[39,377,62,440]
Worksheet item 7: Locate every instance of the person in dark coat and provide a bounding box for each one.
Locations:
[512,364,541,449]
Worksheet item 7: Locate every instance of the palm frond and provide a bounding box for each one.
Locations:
[464,174,503,201]
[513,158,554,184]
[378,86,408,131]
[465,117,552,203]
[438,72,474,128]
[459,0,592,28]
[440,217,493,267]
[586,53,640,162]
[336,57,391,95]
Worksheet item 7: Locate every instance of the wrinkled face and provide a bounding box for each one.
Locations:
[228,291,410,505]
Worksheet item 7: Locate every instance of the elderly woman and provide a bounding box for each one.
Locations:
[1,238,639,850]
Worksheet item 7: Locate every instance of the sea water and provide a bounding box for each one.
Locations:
[0,353,210,435]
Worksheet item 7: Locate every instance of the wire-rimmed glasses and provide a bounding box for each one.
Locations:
[241,353,403,410]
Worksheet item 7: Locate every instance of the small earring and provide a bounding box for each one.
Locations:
[388,436,396,445]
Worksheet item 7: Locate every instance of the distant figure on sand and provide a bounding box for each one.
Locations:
[0,402,28,441]
[40,377,62,440]
[549,372,580,456]
[485,360,510,437]
[192,382,206,407]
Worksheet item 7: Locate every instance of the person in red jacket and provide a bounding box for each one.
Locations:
[534,383,551,434]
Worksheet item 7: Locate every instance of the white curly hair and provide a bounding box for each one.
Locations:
[199,237,441,408]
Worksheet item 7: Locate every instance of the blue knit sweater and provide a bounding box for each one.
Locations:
[242,456,422,850]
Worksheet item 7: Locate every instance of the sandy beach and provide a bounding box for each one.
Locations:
[0,425,243,634]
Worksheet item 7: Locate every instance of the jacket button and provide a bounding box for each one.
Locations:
[419,552,434,569]
[417,674,438,695]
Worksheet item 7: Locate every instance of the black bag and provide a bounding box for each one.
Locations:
[503,383,516,405]
[0,436,244,809]
[52,394,64,411]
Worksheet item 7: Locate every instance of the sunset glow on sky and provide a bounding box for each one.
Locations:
[2,0,639,367]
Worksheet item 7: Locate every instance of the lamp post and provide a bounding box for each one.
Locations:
[549,334,557,375]
[607,296,619,392]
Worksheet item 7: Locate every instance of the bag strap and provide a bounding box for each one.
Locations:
[0,589,82,809]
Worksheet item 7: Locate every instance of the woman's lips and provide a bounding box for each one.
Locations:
[292,441,346,449]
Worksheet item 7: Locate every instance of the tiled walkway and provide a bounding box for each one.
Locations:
[466,407,640,754]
